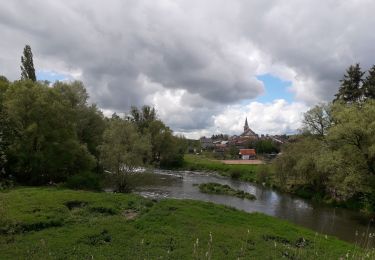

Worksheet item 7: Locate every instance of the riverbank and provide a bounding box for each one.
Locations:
[0,187,370,259]
[180,155,368,214]
[181,154,258,182]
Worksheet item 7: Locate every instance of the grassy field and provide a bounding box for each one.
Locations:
[0,187,371,259]
[182,154,258,182]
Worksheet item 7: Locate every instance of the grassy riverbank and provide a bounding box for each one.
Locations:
[182,154,258,182]
[181,155,371,213]
[0,187,371,259]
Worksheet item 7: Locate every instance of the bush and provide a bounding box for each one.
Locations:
[256,165,271,184]
[229,169,241,179]
[65,172,102,191]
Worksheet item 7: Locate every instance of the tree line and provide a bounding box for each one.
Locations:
[0,45,185,190]
[264,64,375,212]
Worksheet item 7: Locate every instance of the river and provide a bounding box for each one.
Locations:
[123,170,375,245]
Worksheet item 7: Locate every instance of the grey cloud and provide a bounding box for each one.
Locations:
[1,0,375,132]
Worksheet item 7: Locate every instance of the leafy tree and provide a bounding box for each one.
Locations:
[334,64,364,103]
[255,139,279,154]
[54,81,106,159]
[4,81,95,184]
[20,45,37,81]
[129,106,185,167]
[130,105,156,133]
[0,78,10,182]
[99,118,151,192]
[363,65,375,100]
[302,103,332,137]
[329,101,375,176]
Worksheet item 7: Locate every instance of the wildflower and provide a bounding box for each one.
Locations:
[325,234,328,240]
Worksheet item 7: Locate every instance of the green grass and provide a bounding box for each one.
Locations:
[0,187,371,259]
[182,154,258,182]
[199,182,256,200]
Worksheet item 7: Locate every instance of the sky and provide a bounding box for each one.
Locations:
[1,0,375,139]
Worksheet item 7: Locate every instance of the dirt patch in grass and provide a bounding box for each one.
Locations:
[122,209,138,220]
[64,200,88,210]
[221,160,264,165]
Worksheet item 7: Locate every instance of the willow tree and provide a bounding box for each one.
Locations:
[99,118,151,192]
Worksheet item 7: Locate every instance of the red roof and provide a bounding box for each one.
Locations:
[239,149,256,155]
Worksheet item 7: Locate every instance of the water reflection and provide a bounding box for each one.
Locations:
[123,170,374,244]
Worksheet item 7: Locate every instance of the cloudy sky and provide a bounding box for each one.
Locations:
[1,0,375,138]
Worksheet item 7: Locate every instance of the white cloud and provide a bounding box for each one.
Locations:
[178,99,308,139]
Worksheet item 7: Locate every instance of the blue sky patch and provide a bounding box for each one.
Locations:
[37,70,71,83]
[255,74,294,103]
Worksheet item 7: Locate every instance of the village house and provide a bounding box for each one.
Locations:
[239,148,256,160]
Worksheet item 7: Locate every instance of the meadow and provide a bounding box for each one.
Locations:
[0,187,371,259]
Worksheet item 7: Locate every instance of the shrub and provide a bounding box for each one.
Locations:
[229,169,241,179]
[65,172,102,191]
[256,165,271,184]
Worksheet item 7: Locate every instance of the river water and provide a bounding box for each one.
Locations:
[125,170,375,245]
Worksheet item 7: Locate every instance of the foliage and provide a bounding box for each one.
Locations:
[301,103,332,136]
[129,105,185,168]
[199,182,256,200]
[0,77,10,181]
[3,81,95,185]
[271,99,375,209]
[363,65,375,100]
[334,63,364,103]
[255,164,272,184]
[0,187,364,259]
[54,81,106,159]
[99,118,151,192]
[20,45,36,81]
[65,172,102,191]
[255,139,279,154]
[334,63,375,104]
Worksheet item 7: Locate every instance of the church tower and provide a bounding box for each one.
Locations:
[244,117,249,132]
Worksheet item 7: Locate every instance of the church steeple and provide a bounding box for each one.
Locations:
[244,117,249,132]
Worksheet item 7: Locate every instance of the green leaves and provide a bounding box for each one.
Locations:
[274,100,375,206]
[20,45,36,82]
[2,81,97,184]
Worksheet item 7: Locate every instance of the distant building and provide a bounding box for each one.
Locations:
[200,137,214,149]
[229,118,259,148]
[241,117,258,139]
[239,149,256,160]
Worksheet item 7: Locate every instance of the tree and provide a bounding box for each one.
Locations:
[99,119,151,192]
[334,64,364,103]
[129,105,156,133]
[363,65,375,100]
[20,45,37,81]
[129,105,185,167]
[4,81,95,184]
[0,78,10,183]
[302,103,332,137]
[54,81,106,159]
